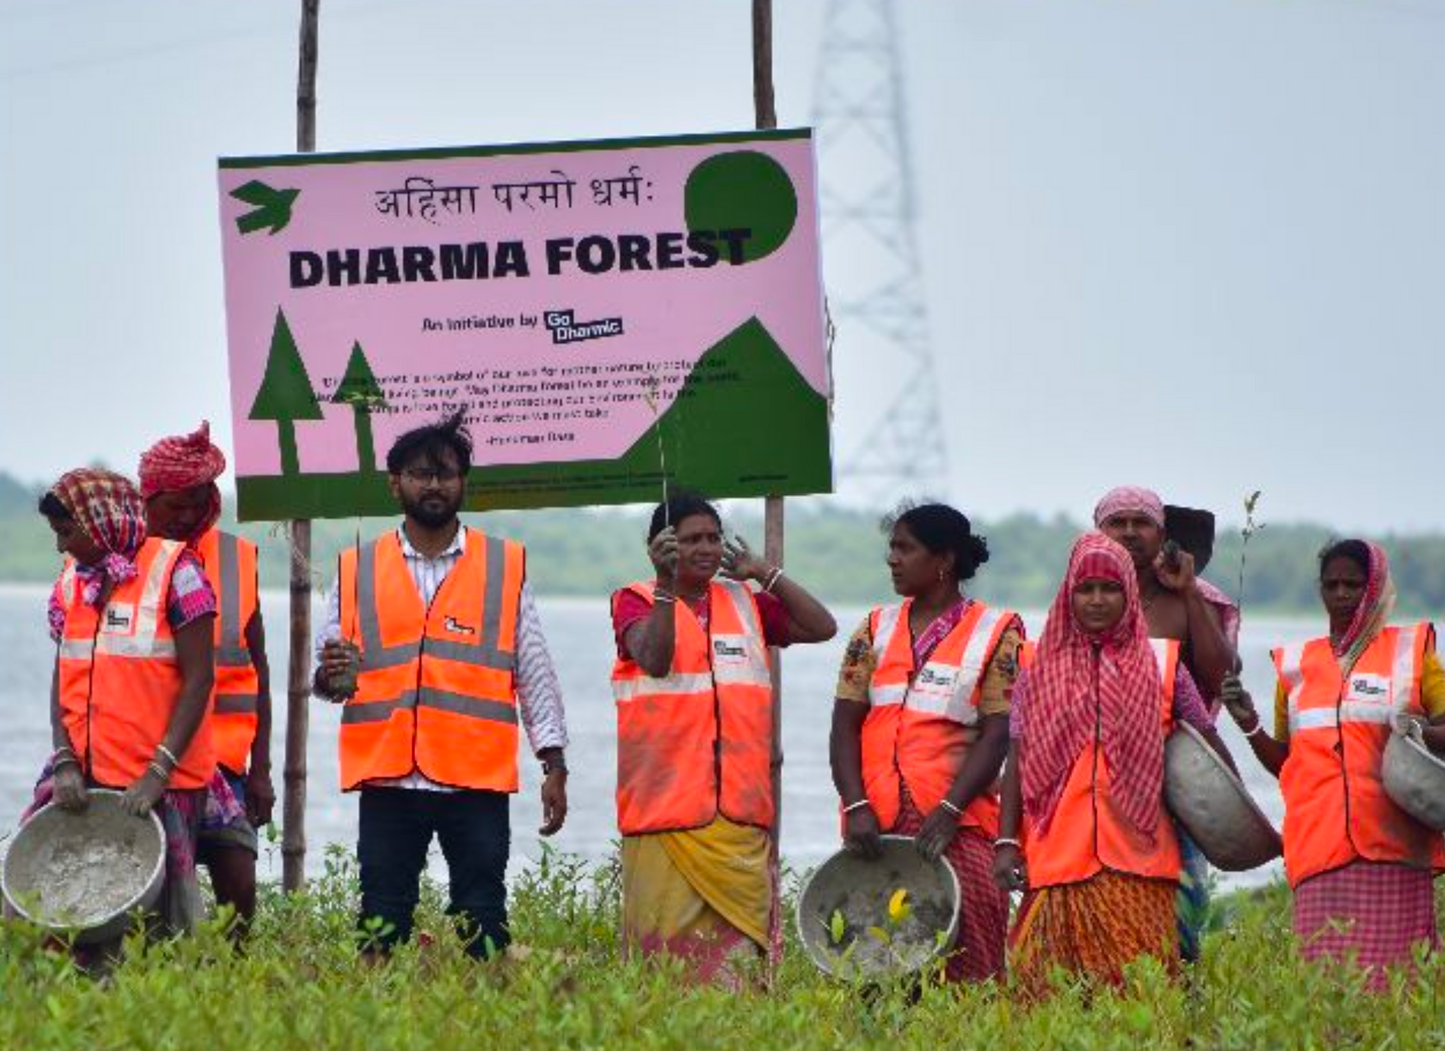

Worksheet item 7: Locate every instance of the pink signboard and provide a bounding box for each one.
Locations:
[216,129,831,521]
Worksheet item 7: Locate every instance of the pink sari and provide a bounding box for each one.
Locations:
[900,597,1009,982]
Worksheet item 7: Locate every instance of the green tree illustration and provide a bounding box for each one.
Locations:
[248,308,322,477]
[331,340,389,474]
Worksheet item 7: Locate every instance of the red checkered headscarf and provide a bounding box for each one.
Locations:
[49,469,147,606]
[138,420,226,541]
[1022,532,1165,841]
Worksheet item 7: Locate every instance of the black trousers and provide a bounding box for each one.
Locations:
[357,786,511,958]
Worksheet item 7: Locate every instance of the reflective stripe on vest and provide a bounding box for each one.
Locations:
[57,538,214,790]
[858,600,1018,835]
[866,606,1012,717]
[338,531,524,792]
[1282,627,1422,735]
[613,672,715,702]
[211,531,252,667]
[610,578,775,835]
[1273,624,1443,887]
[1022,638,1182,888]
[198,529,262,774]
[339,688,519,725]
[57,546,179,660]
[350,536,517,674]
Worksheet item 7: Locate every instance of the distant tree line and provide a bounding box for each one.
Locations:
[1,473,1441,616]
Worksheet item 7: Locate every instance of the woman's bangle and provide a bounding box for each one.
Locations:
[938,798,963,817]
[653,589,677,605]
[763,567,784,593]
[147,761,171,783]
[1243,716,1266,739]
[842,798,871,814]
[155,744,180,769]
[52,754,80,771]
[993,836,1021,851]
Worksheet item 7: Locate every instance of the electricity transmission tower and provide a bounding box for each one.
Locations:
[812,0,948,504]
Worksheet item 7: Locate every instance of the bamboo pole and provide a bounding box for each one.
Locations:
[282,0,320,893]
[751,0,787,910]
[752,0,777,130]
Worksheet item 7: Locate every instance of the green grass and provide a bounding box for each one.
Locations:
[3,850,1443,1050]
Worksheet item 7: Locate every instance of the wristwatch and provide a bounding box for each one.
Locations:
[541,754,568,776]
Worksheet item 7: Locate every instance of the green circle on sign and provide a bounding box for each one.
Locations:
[684,150,797,264]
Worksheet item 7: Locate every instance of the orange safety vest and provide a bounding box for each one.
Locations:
[859,600,1019,835]
[1018,639,1037,671]
[1273,624,1444,888]
[57,538,215,790]
[337,530,525,792]
[610,579,775,835]
[196,529,261,776]
[1023,638,1181,888]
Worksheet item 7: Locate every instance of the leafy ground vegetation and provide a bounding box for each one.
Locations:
[2,847,1443,1050]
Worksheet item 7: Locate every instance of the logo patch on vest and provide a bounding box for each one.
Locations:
[911,665,959,696]
[102,603,136,634]
[712,637,751,666]
[1346,673,1391,705]
[443,616,476,636]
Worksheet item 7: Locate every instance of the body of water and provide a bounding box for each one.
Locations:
[0,585,1320,888]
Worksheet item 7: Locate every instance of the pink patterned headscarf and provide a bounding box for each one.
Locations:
[1022,533,1166,841]
[1093,486,1165,529]
[1334,541,1396,673]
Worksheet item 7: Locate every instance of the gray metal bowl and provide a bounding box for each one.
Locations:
[1,789,165,944]
[1383,714,1445,831]
[1165,723,1282,871]
[795,834,959,980]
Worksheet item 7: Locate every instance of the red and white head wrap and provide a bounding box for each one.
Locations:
[48,468,147,606]
[138,421,226,541]
[1093,486,1165,530]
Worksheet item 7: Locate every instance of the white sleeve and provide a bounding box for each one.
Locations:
[512,581,569,755]
[312,577,343,670]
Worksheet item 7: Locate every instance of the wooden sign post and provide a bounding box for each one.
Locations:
[282,0,321,892]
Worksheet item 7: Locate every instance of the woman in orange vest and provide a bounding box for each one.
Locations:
[830,502,1023,982]
[139,421,273,939]
[610,493,836,985]
[1220,539,1444,987]
[993,533,1231,997]
[34,468,218,944]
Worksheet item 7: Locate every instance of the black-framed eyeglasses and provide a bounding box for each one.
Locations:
[401,467,462,485]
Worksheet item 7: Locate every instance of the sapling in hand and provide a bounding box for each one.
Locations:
[1236,490,1265,621]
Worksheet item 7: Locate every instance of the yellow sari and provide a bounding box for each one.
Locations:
[621,816,772,983]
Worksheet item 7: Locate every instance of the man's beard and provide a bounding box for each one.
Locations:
[401,490,461,529]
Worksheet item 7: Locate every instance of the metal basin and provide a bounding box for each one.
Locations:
[796,834,959,980]
[1165,723,1282,871]
[1383,714,1445,831]
[2,790,166,944]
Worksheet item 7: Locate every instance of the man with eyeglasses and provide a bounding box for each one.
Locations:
[313,411,568,960]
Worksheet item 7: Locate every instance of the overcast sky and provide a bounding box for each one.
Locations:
[3,0,1441,531]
